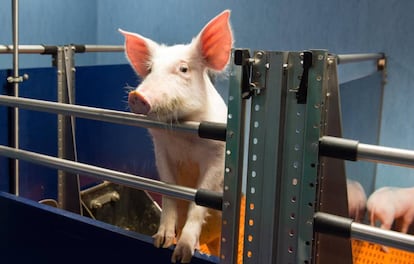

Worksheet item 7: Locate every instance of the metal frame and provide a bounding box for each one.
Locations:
[243,50,288,263]
[220,50,246,264]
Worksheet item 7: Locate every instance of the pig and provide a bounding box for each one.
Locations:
[367,186,414,251]
[119,10,233,263]
[346,179,367,222]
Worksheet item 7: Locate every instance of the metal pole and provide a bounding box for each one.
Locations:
[314,212,414,253]
[0,45,124,54]
[83,45,124,52]
[319,136,414,169]
[336,53,384,64]
[11,0,20,196]
[352,222,414,252]
[0,95,227,139]
[0,144,197,202]
[1,45,47,54]
[358,142,414,168]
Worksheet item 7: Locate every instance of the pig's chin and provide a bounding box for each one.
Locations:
[146,110,195,124]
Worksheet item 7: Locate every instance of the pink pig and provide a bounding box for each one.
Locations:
[346,179,367,222]
[119,10,233,263]
[367,187,414,235]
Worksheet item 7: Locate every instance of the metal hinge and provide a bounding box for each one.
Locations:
[234,49,268,99]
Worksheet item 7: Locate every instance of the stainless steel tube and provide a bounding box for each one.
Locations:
[319,136,414,168]
[314,212,414,253]
[0,144,197,202]
[352,222,414,252]
[83,45,124,52]
[11,0,20,196]
[0,45,124,54]
[0,44,47,54]
[358,143,414,168]
[336,53,384,64]
[0,95,201,134]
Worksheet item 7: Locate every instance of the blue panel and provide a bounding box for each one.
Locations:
[0,192,218,263]
[0,70,11,192]
[17,67,58,200]
[340,72,383,194]
[0,68,58,199]
[75,64,158,188]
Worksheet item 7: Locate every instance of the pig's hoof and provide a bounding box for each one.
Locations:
[171,234,197,263]
[153,229,176,248]
[171,242,194,263]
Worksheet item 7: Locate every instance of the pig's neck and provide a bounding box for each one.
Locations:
[189,81,227,123]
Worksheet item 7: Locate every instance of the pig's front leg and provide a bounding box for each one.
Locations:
[172,159,224,263]
[172,203,207,263]
[152,146,178,249]
[153,196,177,248]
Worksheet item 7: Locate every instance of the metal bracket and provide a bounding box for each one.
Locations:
[234,49,268,99]
[296,51,313,104]
[90,190,120,209]
[7,74,29,83]
[234,49,253,99]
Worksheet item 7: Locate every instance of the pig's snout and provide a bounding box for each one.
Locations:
[128,90,151,115]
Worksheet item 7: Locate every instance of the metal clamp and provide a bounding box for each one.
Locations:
[7,73,29,83]
[90,191,120,209]
[296,51,313,104]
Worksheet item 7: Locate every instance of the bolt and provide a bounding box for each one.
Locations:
[256,51,264,59]
[90,200,102,209]
[111,192,120,202]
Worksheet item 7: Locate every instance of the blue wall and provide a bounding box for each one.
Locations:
[1,0,414,193]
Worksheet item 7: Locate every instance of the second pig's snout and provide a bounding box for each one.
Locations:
[128,90,151,115]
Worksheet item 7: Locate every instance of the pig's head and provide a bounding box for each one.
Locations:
[119,10,233,122]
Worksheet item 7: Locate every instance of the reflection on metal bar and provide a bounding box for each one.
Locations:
[0,95,201,135]
[336,53,384,64]
[314,212,414,253]
[0,44,124,54]
[0,144,197,202]
[319,136,414,168]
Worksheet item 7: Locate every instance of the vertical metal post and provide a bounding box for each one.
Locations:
[276,51,308,263]
[220,50,246,264]
[56,45,82,214]
[10,0,20,196]
[315,55,352,264]
[243,51,288,263]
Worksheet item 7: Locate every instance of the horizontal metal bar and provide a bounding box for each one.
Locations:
[0,95,201,135]
[0,44,47,54]
[336,53,384,64]
[352,222,414,252]
[319,136,414,168]
[314,212,414,252]
[358,142,414,168]
[83,45,124,53]
[0,44,124,54]
[0,144,197,202]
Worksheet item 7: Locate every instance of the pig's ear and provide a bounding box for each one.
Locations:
[194,10,233,71]
[119,29,157,77]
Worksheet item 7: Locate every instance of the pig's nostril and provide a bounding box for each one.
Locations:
[128,91,151,115]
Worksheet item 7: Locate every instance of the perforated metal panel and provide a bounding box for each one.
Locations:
[352,239,414,264]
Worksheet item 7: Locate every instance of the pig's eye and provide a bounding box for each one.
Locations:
[179,64,189,73]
